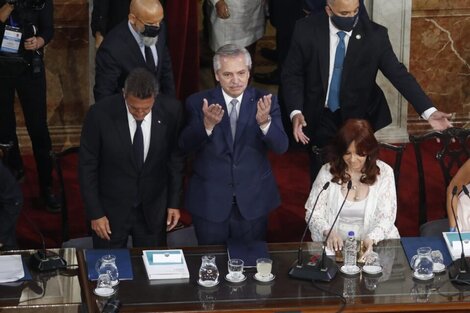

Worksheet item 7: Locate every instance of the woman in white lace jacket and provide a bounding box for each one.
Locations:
[305,119,400,253]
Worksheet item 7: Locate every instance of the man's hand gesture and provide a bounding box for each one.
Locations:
[202,98,224,131]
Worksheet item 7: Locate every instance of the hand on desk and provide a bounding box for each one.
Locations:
[325,230,343,252]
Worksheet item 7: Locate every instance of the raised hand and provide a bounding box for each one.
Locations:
[202,98,224,131]
[256,94,272,126]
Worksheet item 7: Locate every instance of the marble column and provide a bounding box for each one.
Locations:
[408,0,470,134]
[369,0,413,142]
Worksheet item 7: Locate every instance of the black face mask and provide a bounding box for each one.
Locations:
[330,9,359,32]
[141,24,160,38]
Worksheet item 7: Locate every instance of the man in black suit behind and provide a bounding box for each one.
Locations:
[80,68,184,248]
[282,0,452,179]
[94,0,175,101]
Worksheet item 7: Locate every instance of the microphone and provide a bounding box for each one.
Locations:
[297,182,330,267]
[448,186,470,283]
[23,213,67,272]
[463,185,470,199]
[289,180,352,282]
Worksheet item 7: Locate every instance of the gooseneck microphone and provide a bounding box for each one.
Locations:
[289,180,351,282]
[318,180,353,269]
[448,186,470,283]
[297,181,330,267]
[23,213,67,272]
[463,185,470,199]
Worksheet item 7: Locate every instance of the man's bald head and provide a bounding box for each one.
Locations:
[129,0,164,26]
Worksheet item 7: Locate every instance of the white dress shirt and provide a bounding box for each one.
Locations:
[126,101,152,162]
[128,21,158,68]
[205,89,271,136]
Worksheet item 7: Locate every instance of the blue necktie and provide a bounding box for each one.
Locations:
[327,31,346,112]
[229,99,238,143]
[133,119,144,170]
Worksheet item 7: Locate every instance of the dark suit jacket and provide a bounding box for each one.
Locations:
[94,20,175,101]
[282,12,433,137]
[179,86,289,223]
[79,94,184,235]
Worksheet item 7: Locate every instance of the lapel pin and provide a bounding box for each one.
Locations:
[356,34,362,40]
[157,120,161,124]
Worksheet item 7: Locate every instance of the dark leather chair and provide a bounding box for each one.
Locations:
[50,147,81,242]
[409,127,470,236]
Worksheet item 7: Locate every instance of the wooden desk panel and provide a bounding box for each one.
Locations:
[77,241,470,312]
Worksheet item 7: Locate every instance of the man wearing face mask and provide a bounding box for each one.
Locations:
[94,0,175,101]
[282,0,452,180]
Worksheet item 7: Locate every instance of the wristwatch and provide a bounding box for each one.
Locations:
[258,115,271,127]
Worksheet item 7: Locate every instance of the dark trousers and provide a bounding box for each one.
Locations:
[92,205,167,248]
[192,200,268,245]
[308,108,343,182]
[0,67,52,188]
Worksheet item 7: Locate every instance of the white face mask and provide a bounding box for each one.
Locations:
[142,35,158,47]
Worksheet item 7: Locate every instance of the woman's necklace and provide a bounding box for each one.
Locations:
[343,172,364,201]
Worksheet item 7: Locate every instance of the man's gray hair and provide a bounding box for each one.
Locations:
[213,44,252,72]
[123,68,158,99]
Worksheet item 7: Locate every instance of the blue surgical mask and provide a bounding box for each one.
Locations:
[329,8,359,32]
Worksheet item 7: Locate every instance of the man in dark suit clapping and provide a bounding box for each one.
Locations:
[94,0,175,101]
[80,68,184,248]
[179,44,288,245]
[282,0,452,180]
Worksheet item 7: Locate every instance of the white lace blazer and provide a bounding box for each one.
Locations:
[305,160,400,242]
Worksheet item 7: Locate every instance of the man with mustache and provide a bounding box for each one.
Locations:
[94,0,175,101]
[179,44,289,245]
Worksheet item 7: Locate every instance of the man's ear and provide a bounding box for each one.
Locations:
[325,5,333,17]
[128,13,136,25]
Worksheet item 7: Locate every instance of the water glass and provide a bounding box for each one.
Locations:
[256,258,273,278]
[94,273,115,297]
[431,250,445,272]
[227,258,244,280]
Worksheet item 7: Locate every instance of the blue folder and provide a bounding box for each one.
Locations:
[400,237,452,268]
[227,240,269,268]
[84,249,133,281]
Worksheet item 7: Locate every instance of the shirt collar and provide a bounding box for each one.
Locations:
[221,89,244,107]
[128,21,144,47]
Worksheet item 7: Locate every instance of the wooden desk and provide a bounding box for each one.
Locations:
[77,240,470,312]
[0,248,82,312]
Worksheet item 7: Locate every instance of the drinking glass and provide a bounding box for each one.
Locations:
[227,258,244,281]
[94,273,115,297]
[256,258,273,278]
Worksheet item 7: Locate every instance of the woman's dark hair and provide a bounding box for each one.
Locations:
[326,119,380,185]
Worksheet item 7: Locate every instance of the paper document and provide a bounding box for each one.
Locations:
[0,255,24,283]
[142,249,189,280]
[442,232,470,261]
